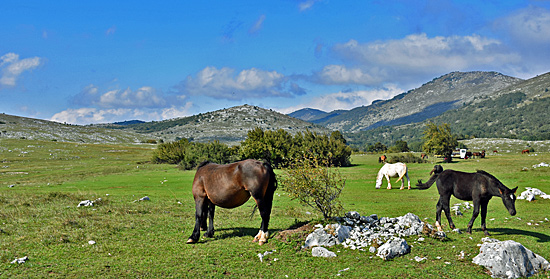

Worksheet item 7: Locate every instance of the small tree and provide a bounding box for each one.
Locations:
[280,156,345,219]
[422,122,458,163]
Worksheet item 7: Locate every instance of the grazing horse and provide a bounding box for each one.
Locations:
[421,153,428,160]
[378,155,387,163]
[375,162,410,190]
[493,150,498,154]
[521,149,530,154]
[472,151,485,158]
[187,159,277,245]
[416,165,517,235]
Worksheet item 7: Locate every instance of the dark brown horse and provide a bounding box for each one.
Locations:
[416,165,517,235]
[187,159,277,245]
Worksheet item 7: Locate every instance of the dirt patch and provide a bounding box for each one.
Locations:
[275,222,314,243]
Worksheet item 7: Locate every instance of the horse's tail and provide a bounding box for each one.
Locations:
[250,160,278,219]
[416,165,443,189]
[396,163,407,183]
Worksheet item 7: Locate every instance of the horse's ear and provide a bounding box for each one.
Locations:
[512,187,518,194]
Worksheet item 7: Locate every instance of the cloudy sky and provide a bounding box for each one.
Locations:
[1,1,549,124]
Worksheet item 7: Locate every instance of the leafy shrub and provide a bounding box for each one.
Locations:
[151,139,239,169]
[240,128,351,168]
[280,156,345,219]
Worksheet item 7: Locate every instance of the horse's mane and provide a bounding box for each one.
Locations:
[476,170,508,190]
[197,161,212,170]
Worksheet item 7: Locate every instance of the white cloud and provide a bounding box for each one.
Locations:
[330,33,521,85]
[299,0,321,11]
[176,66,301,100]
[51,104,193,125]
[315,65,384,85]
[72,85,168,109]
[249,15,266,34]
[498,6,550,45]
[106,26,117,36]
[277,85,403,114]
[0,53,42,88]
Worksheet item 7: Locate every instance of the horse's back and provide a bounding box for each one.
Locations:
[192,159,270,208]
[436,170,487,200]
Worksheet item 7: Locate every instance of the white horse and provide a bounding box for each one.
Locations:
[375,162,410,190]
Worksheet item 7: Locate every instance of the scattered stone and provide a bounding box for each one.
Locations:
[414,256,427,262]
[312,247,337,258]
[78,200,94,207]
[139,196,150,201]
[88,240,96,245]
[472,237,550,279]
[532,162,549,168]
[257,250,276,262]
[10,256,28,264]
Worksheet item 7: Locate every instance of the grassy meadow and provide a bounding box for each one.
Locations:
[1,138,549,278]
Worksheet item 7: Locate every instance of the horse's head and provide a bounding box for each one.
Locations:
[499,186,518,216]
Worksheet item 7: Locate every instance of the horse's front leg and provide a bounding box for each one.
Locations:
[467,200,481,234]
[385,175,392,189]
[187,198,207,244]
[480,201,490,236]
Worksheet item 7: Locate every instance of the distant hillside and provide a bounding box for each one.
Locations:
[288,108,328,121]
[107,104,332,145]
[0,113,149,144]
[300,71,522,133]
[345,72,550,148]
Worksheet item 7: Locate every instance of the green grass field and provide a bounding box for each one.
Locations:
[1,138,549,278]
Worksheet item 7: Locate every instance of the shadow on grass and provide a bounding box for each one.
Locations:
[483,228,550,243]
[214,227,263,240]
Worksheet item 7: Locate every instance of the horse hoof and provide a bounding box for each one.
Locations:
[186,238,196,244]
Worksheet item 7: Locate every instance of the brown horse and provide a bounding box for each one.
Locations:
[378,155,387,163]
[521,149,530,154]
[417,165,517,235]
[187,159,277,245]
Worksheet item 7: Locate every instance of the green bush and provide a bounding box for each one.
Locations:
[387,153,426,164]
[280,156,346,219]
[151,139,239,169]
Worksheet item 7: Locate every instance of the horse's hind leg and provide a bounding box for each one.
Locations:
[252,197,273,245]
[467,199,481,234]
[435,199,444,231]
[204,200,215,238]
[187,197,208,244]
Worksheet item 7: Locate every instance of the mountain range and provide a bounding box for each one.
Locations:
[1,71,549,148]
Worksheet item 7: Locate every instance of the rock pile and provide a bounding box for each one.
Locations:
[518,187,550,201]
[303,211,446,260]
[473,237,550,279]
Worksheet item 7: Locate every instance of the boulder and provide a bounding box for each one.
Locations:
[472,238,550,279]
[312,247,337,258]
[376,237,410,260]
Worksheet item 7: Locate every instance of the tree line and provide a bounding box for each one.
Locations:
[152,128,352,169]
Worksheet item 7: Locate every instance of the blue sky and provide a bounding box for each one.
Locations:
[1,1,550,124]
